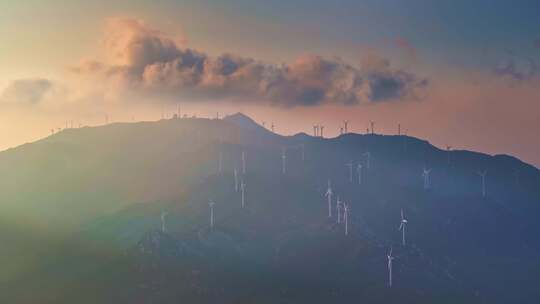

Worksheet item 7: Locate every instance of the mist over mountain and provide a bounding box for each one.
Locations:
[1,113,539,304]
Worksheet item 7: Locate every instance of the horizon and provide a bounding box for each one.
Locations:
[6,110,539,169]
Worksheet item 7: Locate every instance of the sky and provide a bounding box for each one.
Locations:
[1,0,539,166]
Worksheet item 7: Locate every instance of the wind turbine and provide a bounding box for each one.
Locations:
[357,163,363,185]
[387,247,395,288]
[281,147,287,174]
[218,151,223,173]
[346,161,354,182]
[242,151,246,174]
[399,208,408,246]
[325,180,333,217]
[446,145,452,165]
[234,168,239,192]
[240,179,246,208]
[337,198,343,224]
[343,120,349,133]
[209,200,215,229]
[161,211,168,233]
[478,170,487,197]
[422,167,432,190]
[370,121,375,134]
[320,125,324,138]
[398,123,401,136]
[343,203,350,235]
[363,152,371,169]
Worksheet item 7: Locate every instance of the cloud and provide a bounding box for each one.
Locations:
[0,78,53,104]
[493,57,537,82]
[74,17,427,107]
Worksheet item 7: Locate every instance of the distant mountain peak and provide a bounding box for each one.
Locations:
[223,112,268,133]
[224,112,256,123]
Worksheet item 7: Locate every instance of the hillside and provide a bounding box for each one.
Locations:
[1,113,539,303]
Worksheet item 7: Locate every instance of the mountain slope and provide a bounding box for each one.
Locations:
[0,114,539,303]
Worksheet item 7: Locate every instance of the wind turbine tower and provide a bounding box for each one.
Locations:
[161,211,168,233]
[446,145,452,165]
[370,121,375,134]
[337,198,343,224]
[363,152,371,169]
[320,125,324,138]
[346,161,354,182]
[218,151,223,173]
[242,151,246,174]
[240,180,246,208]
[234,168,239,192]
[344,203,350,235]
[281,147,287,174]
[422,167,432,190]
[357,163,363,185]
[325,180,333,217]
[209,200,215,229]
[343,120,349,133]
[478,170,487,197]
[399,208,408,245]
[387,248,395,288]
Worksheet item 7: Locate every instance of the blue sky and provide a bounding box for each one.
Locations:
[2,0,539,72]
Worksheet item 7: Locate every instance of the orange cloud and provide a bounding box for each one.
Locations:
[72,17,427,107]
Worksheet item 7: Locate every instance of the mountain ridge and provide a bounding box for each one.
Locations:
[1,112,539,303]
